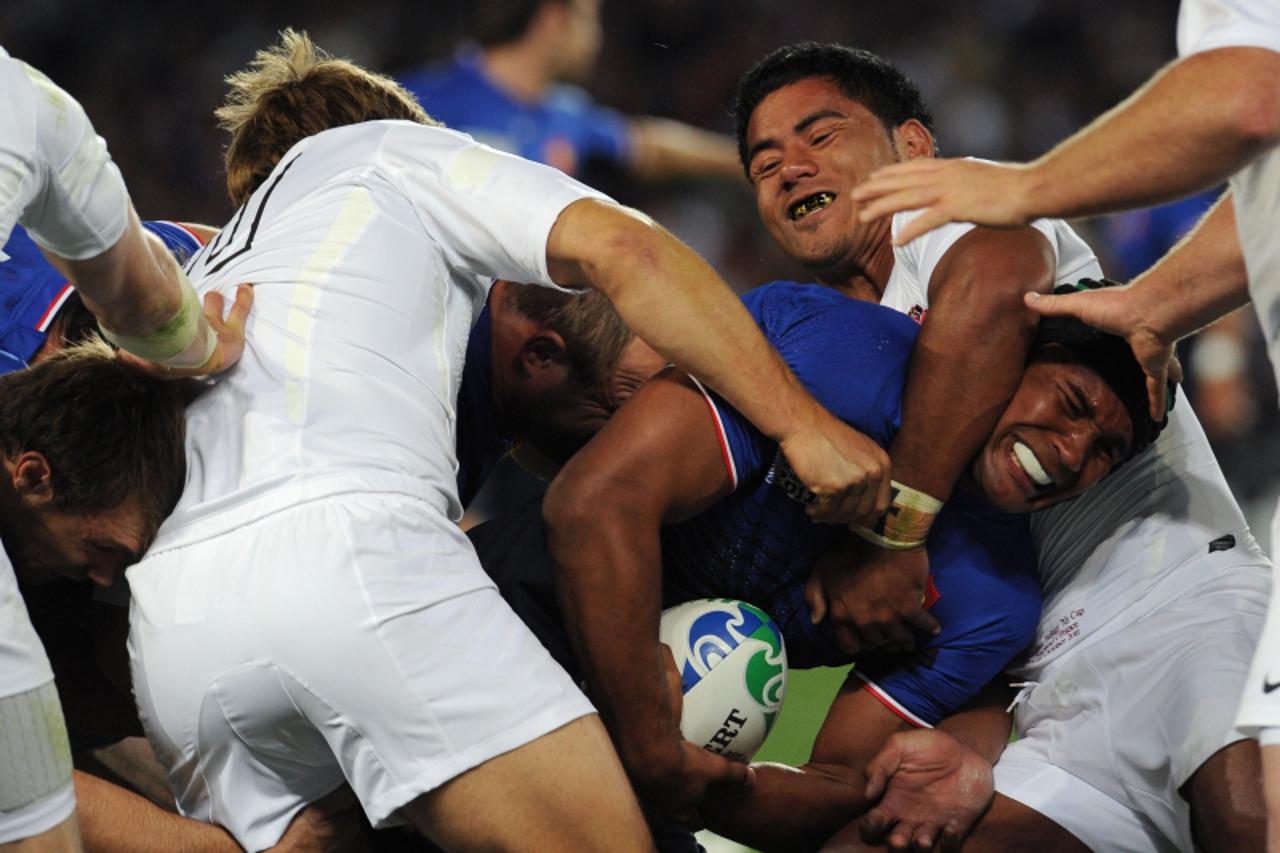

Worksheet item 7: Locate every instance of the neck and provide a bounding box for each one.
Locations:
[814,218,897,302]
[481,42,555,102]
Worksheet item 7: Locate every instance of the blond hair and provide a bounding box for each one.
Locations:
[216,29,437,206]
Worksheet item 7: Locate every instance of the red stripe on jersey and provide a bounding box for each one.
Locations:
[856,673,930,729]
[173,222,208,245]
[36,284,74,332]
[689,376,738,491]
[923,575,940,609]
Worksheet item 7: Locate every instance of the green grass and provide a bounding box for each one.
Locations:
[753,664,853,765]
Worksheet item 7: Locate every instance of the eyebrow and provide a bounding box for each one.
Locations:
[745,109,848,166]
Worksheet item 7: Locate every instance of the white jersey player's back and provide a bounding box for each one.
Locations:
[163,121,601,543]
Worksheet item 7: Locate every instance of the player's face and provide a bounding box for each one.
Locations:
[971,346,1133,513]
[520,337,666,464]
[11,500,150,589]
[745,78,901,280]
[556,0,604,81]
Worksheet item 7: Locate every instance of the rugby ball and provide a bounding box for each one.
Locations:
[659,598,787,762]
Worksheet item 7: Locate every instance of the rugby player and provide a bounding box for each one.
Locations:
[398,0,740,180]
[734,42,1267,851]
[125,30,893,853]
[0,45,248,851]
[473,279,1164,851]
[0,343,186,852]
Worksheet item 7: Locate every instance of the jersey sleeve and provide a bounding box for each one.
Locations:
[141,221,206,265]
[893,204,1064,308]
[384,124,612,289]
[854,502,1041,726]
[1178,0,1280,56]
[688,282,917,492]
[0,54,129,262]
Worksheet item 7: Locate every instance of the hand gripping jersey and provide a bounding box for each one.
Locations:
[399,52,631,177]
[665,282,1040,726]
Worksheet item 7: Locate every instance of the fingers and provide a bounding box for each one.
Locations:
[1022,289,1086,319]
[805,573,828,624]
[905,607,942,638]
[859,806,894,843]
[1146,372,1169,422]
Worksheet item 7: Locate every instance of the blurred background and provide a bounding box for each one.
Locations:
[4,1,1275,850]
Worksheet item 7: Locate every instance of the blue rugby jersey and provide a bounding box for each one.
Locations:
[661,282,1040,726]
[0,221,205,373]
[454,302,516,508]
[399,51,631,177]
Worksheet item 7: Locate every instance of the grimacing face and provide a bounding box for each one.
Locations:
[744,77,903,278]
[970,345,1134,514]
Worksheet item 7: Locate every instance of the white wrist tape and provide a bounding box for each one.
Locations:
[100,270,217,368]
[0,681,73,812]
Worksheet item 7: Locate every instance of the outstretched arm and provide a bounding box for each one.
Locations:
[700,680,914,852]
[628,118,744,182]
[547,198,891,525]
[543,370,747,824]
[853,47,1280,245]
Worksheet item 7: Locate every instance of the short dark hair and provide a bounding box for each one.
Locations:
[1034,280,1176,463]
[0,340,187,531]
[471,0,565,47]
[506,283,634,389]
[733,42,935,174]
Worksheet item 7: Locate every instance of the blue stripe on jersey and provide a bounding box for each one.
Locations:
[663,281,1039,725]
[0,221,204,373]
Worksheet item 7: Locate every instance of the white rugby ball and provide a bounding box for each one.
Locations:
[659,598,787,762]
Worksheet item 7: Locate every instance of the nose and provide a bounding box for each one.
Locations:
[86,561,123,589]
[779,148,817,189]
[1058,425,1099,476]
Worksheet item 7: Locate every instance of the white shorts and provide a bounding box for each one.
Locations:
[128,491,595,853]
[1235,506,1280,739]
[995,565,1269,851]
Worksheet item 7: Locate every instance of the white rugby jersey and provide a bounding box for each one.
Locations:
[881,210,1266,672]
[1179,0,1280,401]
[151,122,605,577]
[0,47,129,262]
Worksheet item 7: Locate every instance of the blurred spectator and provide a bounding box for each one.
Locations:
[397,0,742,182]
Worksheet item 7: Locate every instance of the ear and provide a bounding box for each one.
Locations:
[518,331,570,378]
[10,451,54,506]
[894,119,936,161]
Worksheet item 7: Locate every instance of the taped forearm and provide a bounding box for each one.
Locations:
[98,273,216,368]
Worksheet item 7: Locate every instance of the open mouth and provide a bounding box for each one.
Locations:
[789,192,835,221]
[1011,440,1054,489]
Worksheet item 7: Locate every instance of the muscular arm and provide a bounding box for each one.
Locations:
[701,683,912,852]
[542,370,735,815]
[72,772,238,853]
[891,227,1054,501]
[855,47,1280,244]
[1018,48,1280,219]
[807,228,1051,653]
[547,198,891,522]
